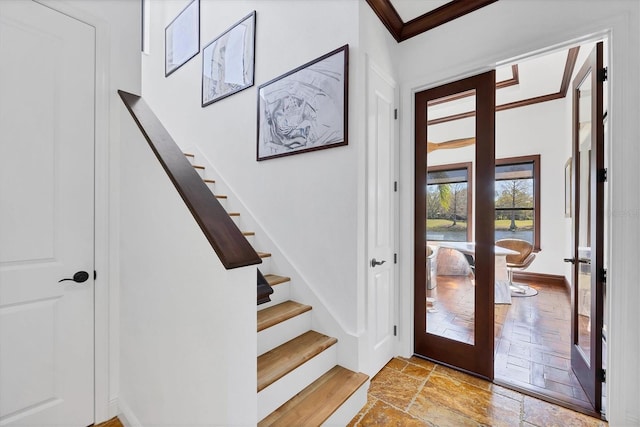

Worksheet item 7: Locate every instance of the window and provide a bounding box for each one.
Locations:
[426,155,541,249]
[426,162,473,242]
[495,155,540,250]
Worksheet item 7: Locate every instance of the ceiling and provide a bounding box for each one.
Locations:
[366,0,594,123]
[365,0,498,43]
[391,0,464,23]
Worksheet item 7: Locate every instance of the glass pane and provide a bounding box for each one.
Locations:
[495,209,534,243]
[427,168,468,242]
[425,90,476,345]
[577,72,592,363]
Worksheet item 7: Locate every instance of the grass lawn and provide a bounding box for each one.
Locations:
[427,219,467,231]
[495,219,533,230]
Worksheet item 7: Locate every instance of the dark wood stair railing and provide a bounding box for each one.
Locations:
[118,90,263,271]
[257,269,274,305]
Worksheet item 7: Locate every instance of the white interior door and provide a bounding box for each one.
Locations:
[0,1,95,425]
[366,59,397,376]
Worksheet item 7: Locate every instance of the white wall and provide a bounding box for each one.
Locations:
[142,0,362,336]
[496,99,570,276]
[395,1,640,424]
[118,114,256,426]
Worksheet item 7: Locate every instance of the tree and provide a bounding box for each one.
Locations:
[447,183,466,226]
[495,179,533,230]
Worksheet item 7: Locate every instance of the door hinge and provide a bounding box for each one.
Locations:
[599,67,608,82]
[394,108,398,120]
[599,268,607,283]
[94,270,97,280]
[394,181,398,192]
[597,168,607,182]
[600,368,606,382]
[394,253,398,264]
[393,325,397,336]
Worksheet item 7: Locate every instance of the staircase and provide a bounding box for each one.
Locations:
[184,153,369,426]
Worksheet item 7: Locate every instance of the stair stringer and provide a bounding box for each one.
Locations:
[184,145,362,372]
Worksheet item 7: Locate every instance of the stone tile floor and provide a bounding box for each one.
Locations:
[427,274,593,409]
[348,356,607,427]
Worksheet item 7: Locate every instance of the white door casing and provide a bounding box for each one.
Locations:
[0,1,95,425]
[366,58,398,376]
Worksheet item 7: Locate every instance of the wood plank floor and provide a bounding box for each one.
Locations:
[426,274,596,412]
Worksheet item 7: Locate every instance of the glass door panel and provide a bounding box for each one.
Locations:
[426,92,476,345]
[415,71,495,379]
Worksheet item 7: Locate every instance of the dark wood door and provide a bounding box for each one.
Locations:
[414,71,496,379]
[569,42,604,411]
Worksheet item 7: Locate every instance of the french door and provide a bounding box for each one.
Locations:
[569,42,604,411]
[414,71,496,379]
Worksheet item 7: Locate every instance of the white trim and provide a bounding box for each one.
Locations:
[116,398,141,427]
[34,1,113,423]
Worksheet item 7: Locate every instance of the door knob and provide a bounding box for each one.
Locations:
[58,271,90,283]
[371,258,386,267]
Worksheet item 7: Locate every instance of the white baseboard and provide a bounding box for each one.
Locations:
[117,398,143,427]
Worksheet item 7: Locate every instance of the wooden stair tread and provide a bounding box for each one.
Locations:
[203,178,215,184]
[264,274,290,287]
[192,164,205,169]
[258,365,368,427]
[257,252,272,258]
[258,301,312,332]
[242,231,255,236]
[228,212,240,217]
[183,152,194,158]
[257,331,337,392]
[215,194,227,199]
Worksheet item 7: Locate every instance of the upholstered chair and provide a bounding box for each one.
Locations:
[495,238,536,294]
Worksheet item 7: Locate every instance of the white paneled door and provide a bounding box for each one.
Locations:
[0,1,95,425]
[366,59,397,376]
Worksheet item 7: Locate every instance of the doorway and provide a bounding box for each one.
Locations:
[413,40,608,416]
[0,1,96,425]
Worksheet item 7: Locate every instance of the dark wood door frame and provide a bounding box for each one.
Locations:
[414,70,496,379]
[570,42,604,412]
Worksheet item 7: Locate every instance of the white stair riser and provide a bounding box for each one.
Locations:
[185,155,195,165]
[243,234,254,245]
[215,197,227,209]
[258,311,312,356]
[321,380,369,427]
[258,256,270,271]
[231,215,241,228]
[257,345,337,421]
[194,167,205,178]
[256,282,290,311]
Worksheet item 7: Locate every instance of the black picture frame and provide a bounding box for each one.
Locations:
[257,45,349,161]
[165,0,200,77]
[201,11,256,107]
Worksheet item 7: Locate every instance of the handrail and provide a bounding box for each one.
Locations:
[118,90,262,270]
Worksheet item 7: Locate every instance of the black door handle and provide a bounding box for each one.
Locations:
[563,258,575,264]
[58,271,90,283]
[371,258,386,267]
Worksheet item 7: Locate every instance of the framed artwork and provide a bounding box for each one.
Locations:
[202,11,256,107]
[565,157,572,218]
[165,0,200,77]
[257,45,349,161]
